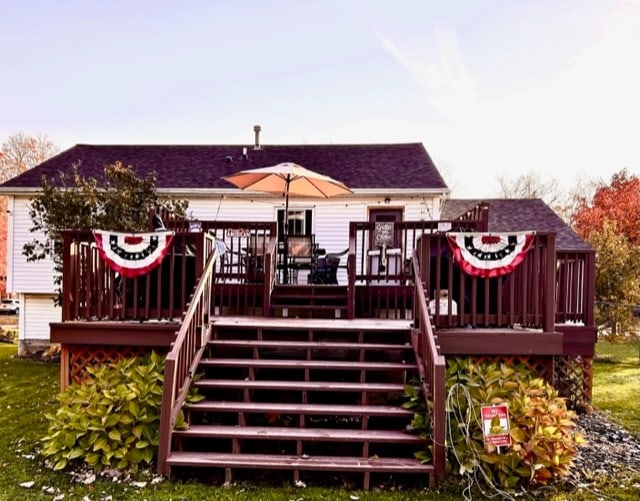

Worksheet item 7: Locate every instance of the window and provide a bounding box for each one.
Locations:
[277,209,313,241]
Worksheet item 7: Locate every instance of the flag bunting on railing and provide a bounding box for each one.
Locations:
[93,230,175,278]
[446,231,535,278]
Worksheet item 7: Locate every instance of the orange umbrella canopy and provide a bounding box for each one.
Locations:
[223,162,352,284]
[222,162,352,198]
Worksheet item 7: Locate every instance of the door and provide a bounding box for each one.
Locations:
[368,208,403,278]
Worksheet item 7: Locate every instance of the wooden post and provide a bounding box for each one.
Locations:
[60,345,70,391]
[544,233,556,333]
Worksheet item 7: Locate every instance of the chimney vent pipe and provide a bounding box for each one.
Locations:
[253,125,261,150]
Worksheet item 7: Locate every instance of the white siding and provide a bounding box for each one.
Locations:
[18,293,61,342]
[8,196,57,294]
[187,197,275,222]
[186,194,437,249]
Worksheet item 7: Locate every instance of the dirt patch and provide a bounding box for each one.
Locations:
[15,344,61,363]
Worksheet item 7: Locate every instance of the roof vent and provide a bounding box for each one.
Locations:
[241,147,248,159]
[225,156,233,163]
[253,124,261,150]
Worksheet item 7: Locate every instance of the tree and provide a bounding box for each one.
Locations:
[572,169,640,337]
[0,132,58,182]
[497,170,562,207]
[0,133,59,297]
[572,169,640,245]
[23,161,188,302]
[588,220,640,337]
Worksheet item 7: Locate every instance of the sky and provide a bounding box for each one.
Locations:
[1,0,639,198]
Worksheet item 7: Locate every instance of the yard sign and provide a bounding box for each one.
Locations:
[480,404,511,448]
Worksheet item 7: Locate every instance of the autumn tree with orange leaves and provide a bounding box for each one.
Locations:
[0,133,58,297]
[572,169,640,337]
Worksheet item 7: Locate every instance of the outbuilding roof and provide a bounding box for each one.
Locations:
[0,142,448,192]
[442,198,592,252]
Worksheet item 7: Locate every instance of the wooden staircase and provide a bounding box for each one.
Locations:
[165,317,434,489]
[269,285,349,318]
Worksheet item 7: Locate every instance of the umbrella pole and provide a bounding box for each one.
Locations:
[283,176,290,284]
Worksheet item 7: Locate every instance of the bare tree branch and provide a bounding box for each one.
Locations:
[0,132,58,182]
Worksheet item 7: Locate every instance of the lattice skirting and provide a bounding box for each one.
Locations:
[62,344,169,388]
[553,355,593,411]
[447,355,592,410]
[465,355,555,383]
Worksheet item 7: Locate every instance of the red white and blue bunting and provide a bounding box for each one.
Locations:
[93,230,175,278]
[446,232,535,278]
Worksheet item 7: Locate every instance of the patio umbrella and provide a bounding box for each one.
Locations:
[223,162,352,283]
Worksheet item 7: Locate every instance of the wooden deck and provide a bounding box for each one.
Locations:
[54,213,597,488]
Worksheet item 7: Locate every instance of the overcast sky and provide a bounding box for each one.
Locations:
[1,0,639,198]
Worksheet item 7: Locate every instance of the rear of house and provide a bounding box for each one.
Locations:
[0,141,449,354]
[0,137,596,487]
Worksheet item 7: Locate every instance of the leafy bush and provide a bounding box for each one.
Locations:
[23,162,188,303]
[405,358,585,490]
[41,352,168,471]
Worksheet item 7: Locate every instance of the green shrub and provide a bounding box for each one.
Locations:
[41,351,166,471]
[406,358,585,490]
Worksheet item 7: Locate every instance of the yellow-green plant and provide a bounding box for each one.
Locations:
[406,358,585,490]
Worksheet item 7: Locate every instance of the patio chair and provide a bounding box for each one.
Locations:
[310,248,347,284]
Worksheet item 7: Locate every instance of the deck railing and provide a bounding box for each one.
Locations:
[60,216,592,330]
[349,220,485,320]
[61,230,213,321]
[416,232,556,331]
[350,220,486,286]
[555,250,596,326]
[204,221,277,316]
[157,239,220,475]
[410,249,446,482]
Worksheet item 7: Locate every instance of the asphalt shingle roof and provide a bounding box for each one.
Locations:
[442,198,592,252]
[0,143,448,191]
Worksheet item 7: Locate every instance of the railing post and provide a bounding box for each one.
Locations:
[347,228,356,319]
[584,250,596,327]
[544,233,556,332]
[432,361,446,483]
[157,356,177,476]
[61,232,73,321]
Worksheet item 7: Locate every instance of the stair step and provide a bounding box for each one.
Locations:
[208,339,412,351]
[194,379,405,392]
[271,291,347,299]
[173,425,422,443]
[271,301,347,307]
[184,401,413,417]
[273,285,348,292]
[211,316,412,333]
[199,358,417,371]
[166,451,433,473]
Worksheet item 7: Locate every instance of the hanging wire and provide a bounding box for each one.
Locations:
[213,195,223,221]
[446,382,517,501]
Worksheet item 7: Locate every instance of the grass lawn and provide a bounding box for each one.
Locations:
[0,343,458,500]
[592,340,640,436]
[0,340,638,500]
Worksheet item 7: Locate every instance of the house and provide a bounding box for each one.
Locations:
[0,133,595,488]
[0,138,449,354]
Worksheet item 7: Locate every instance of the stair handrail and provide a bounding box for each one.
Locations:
[347,234,356,318]
[411,248,447,483]
[262,235,278,316]
[157,237,220,475]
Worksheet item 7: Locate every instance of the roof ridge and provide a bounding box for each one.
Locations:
[71,142,425,148]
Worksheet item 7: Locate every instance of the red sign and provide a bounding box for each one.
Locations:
[481,404,511,448]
